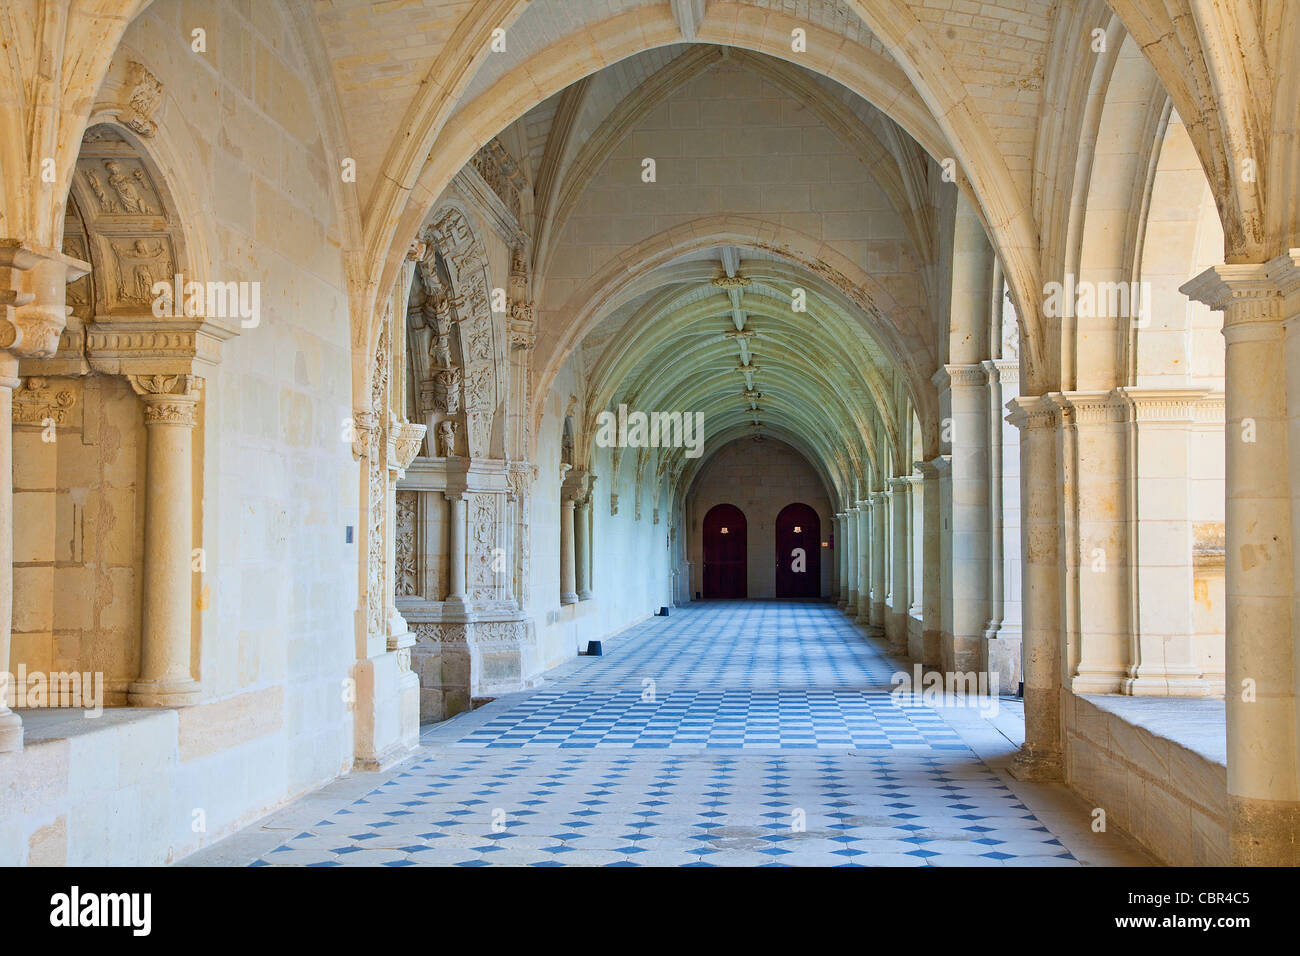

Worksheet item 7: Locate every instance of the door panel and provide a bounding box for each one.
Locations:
[775,502,820,598]
[702,503,747,598]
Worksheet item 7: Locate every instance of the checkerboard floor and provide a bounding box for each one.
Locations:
[229,601,1144,867]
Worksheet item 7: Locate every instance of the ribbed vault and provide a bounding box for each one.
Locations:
[574,243,904,510]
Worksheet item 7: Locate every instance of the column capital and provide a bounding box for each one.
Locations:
[980,358,1019,385]
[933,363,989,390]
[1052,389,1128,426]
[887,474,919,490]
[128,373,200,427]
[0,241,90,360]
[1181,252,1300,331]
[1005,394,1059,431]
[561,467,590,502]
[915,456,949,477]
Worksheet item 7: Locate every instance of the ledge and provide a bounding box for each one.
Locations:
[17,705,175,743]
[1080,694,1226,767]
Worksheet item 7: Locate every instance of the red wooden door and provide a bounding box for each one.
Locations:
[775,502,820,598]
[702,504,747,598]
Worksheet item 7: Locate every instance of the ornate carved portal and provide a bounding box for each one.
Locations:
[389,201,536,726]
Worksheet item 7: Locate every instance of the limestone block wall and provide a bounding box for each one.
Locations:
[1064,693,1229,865]
[686,439,833,599]
[12,375,146,706]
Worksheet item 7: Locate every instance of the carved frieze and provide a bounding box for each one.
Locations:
[12,378,77,426]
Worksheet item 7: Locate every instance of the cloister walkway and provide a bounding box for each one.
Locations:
[191,602,1151,867]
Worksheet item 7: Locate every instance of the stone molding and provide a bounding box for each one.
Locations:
[981,358,1019,386]
[1009,388,1227,431]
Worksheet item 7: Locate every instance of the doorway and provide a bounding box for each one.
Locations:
[775,502,820,598]
[702,503,747,598]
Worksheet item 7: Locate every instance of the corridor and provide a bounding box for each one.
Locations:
[193,603,1149,867]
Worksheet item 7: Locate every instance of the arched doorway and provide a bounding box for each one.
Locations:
[775,503,820,599]
[702,504,747,598]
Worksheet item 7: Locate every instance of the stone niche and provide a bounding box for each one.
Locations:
[397,456,534,722]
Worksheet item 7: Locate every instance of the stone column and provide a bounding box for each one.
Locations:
[576,494,593,600]
[128,375,201,706]
[937,364,991,673]
[1007,395,1063,780]
[1184,256,1300,864]
[1121,389,1214,696]
[982,359,1022,689]
[837,515,847,606]
[907,472,925,662]
[445,492,470,612]
[887,477,912,651]
[560,497,578,605]
[1054,392,1132,694]
[870,491,887,628]
[855,500,871,624]
[0,355,20,748]
[844,506,859,613]
[917,460,943,669]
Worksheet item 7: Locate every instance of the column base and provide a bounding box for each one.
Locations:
[128,677,201,708]
[577,589,594,601]
[1008,743,1063,781]
[443,596,472,615]
[560,592,579,606]
[886,612,909,650]
[1121,674,1212,697]
[1229,795,1300,865]
[354,738,418,773]
[0,709,23,752]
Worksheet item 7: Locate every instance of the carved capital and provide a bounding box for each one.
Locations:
[128,373,198,427]
[119,61,163,136]
[351,410,380,461]
[388,418,427,477]
[0,242,91,360]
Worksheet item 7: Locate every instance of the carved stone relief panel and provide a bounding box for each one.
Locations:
[468,491,501,603]
[395,490,418,597]
[77,156,163,217]
[103,236,175,311]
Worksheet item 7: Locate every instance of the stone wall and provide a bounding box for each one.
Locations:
[687,438,833,599]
